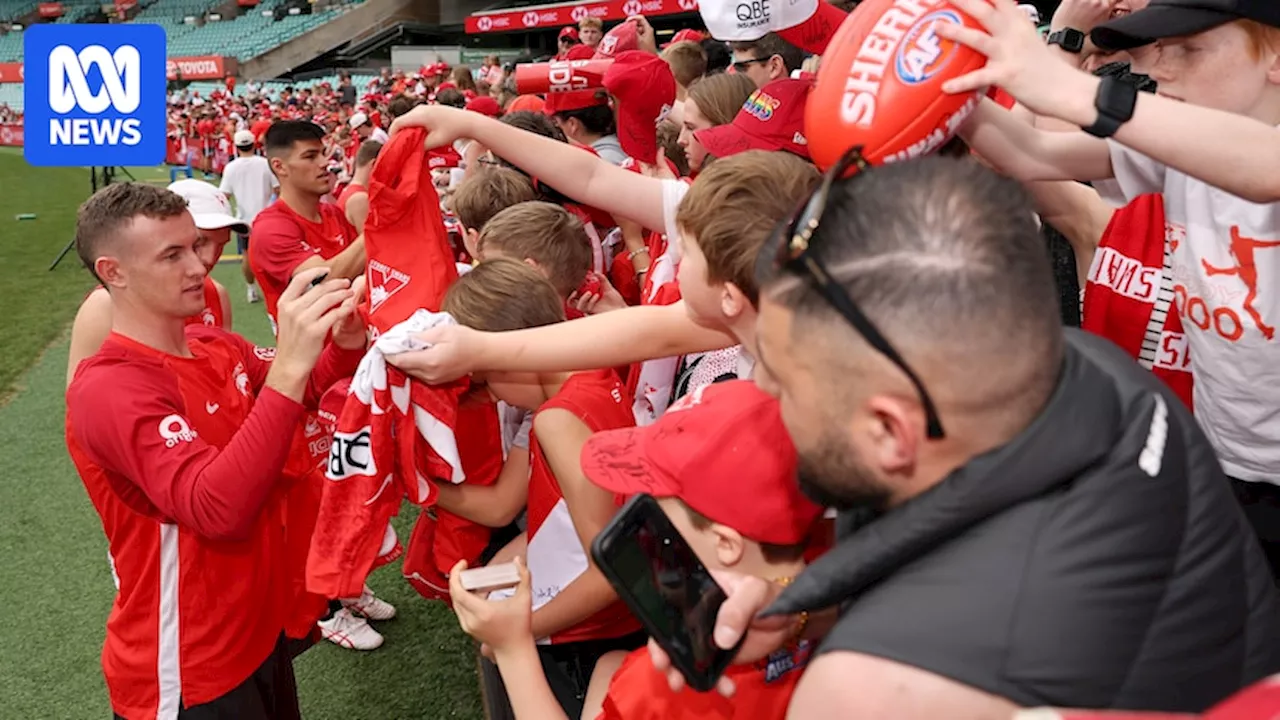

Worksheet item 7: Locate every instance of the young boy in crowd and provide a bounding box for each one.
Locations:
[661,41,709,127]
[477,201,625,316]
[448,380,822,720]
[441,258,646,718]
[450,166,537,262]
[934,0,1280,576]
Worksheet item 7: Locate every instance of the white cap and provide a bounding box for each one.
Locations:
[233,129,256,147]
[167,179,249,234]
[699,0,817,41]
[349,111,369,129]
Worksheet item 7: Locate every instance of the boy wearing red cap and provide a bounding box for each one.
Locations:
[449,380,822,720]
[557,26,581,60]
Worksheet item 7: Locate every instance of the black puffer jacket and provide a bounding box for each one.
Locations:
[768,330,1280,711]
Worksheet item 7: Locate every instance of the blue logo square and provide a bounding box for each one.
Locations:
[23,24,167,167]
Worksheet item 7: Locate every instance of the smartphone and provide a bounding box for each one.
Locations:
[458,563,521,594]
[591,494,742,692]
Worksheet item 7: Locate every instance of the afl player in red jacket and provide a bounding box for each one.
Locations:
[65,182,367,720]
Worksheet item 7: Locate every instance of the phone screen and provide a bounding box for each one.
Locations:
[592,494,738,690]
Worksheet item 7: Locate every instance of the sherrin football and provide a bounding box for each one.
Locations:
[806,0,988,168]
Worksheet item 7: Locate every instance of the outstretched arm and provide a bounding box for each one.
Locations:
[391,105,667,231]
[940,0,1280,203]
[960,99,1114,182]
[389,301,736,385]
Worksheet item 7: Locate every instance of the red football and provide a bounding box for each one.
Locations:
[805,0,988,168]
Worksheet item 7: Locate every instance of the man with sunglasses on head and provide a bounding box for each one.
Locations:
[647,154,1280,718]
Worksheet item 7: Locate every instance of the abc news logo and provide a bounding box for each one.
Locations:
[24,24,165,167]
[49,45,143,146]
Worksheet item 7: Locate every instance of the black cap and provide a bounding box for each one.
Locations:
[1092,0,1280,51]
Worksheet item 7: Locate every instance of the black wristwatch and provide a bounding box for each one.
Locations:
[1047,28,1086,54]
[1083,74,1139,138]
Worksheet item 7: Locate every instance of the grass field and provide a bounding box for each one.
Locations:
[0,147,484,719]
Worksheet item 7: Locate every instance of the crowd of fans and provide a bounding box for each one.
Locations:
[60,1,1280,719]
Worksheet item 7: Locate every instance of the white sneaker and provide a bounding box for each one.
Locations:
[246,284,261,304]
[318,608,384,651]
[342,584,397,621]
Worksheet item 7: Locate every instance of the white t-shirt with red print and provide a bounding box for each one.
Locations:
[1099,143,1280,484]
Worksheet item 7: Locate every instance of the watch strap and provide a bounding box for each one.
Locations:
[1047,28,1085,53]
[1083,75,1139,139]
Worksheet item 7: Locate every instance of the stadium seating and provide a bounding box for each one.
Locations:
[0,1,39,23]
[0,82,21,112]
[183,72,375,101]
[0,0,361,63]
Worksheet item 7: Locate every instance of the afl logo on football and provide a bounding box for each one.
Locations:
[894,10,962,86]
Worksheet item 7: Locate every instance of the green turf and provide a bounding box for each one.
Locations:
[0,148,99,397]
[0,148,484,718]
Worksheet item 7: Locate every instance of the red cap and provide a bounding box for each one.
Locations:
[694,78,811,160]
[581,381,822,546]
[559,26,580,41]
[777,0,847,55]
[663,28,708,47]
[564,43,597,61]
[437,81,458,93]
[465,95,502,118]
[432,62,450,77]
[604,50,676,165]
[594,20,639,59]
[543,88,608,115]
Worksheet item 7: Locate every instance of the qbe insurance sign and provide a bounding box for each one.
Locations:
[23,24,166,167]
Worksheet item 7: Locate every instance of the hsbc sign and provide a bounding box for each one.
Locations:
[466,0,697,34]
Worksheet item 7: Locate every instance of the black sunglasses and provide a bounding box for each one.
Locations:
[731,56,772,73]
[771,145,946,439]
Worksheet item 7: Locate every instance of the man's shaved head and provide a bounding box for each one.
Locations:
[754,157,1064,509]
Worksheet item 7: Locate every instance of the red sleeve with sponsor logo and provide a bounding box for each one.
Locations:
[67,336,304,542]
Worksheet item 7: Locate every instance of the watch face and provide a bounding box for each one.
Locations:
[1064,29,1086,52]
[1051,29,1086,53]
